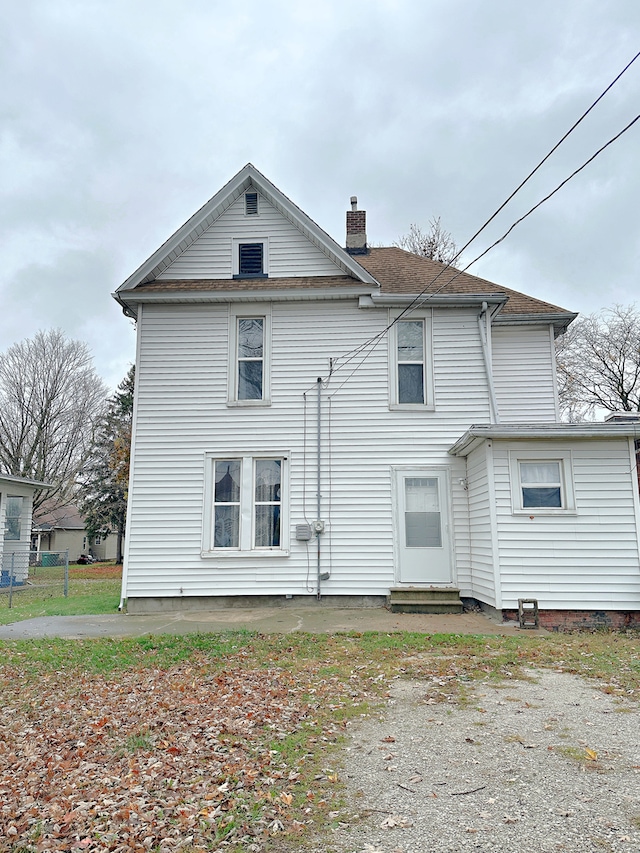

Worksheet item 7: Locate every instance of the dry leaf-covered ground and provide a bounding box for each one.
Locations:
[0,640,379,852]
[1,632,639,852]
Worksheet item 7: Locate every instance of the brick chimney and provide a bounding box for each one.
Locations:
[346,196,367,254]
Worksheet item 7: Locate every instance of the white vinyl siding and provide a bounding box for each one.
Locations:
[157,193,344,280]
[492,439,640,610]
[123,303,488,600]
[465,443,498,607]
[492,325,559,423]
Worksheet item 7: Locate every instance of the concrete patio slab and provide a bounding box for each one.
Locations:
[0,607,536,640]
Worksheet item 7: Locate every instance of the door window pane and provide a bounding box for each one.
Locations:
[405,478,441,547]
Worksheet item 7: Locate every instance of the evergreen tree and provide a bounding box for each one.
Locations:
[78,366,134,563]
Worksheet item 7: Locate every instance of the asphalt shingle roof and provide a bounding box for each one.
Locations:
[131,247,572,318]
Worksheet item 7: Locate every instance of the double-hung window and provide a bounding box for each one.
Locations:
[510,451,575,513]
[389,310,434,409]
[205,455,287,554]
[228,305,271,405]
[4,496,24,541]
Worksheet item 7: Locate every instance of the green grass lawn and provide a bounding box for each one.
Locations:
[0,562,121,625]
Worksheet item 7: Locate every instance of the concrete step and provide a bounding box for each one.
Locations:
[387,587,463,614]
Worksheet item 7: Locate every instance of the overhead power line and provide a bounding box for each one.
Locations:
[325,51,640,390]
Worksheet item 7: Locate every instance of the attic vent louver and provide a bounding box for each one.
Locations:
[245,192,258,215]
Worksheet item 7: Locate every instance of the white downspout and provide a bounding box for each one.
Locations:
[478,302,500,424]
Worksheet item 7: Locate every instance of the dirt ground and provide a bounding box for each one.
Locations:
[313,669,640,852]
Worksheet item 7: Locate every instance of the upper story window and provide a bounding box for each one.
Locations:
[228,304,271,406]
[4,496,24,541]
[237,317,264,400]
[510,451,575,514]
[232,237,268,280]
[389,310,434,410]
[244,192,258,215]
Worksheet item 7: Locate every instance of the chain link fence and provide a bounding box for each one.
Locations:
[0,550,69,609]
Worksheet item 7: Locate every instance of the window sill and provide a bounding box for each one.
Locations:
[201,549,290,559]
[512,509,577,517]
[389,403,436,412]
[227,399,271,407]
[232,274,269,280]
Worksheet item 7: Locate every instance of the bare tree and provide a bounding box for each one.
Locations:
[556,304,640,421]
[394,217,461,266]
[0,329,108,509]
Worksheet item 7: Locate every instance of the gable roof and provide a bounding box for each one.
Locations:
[114,166,576,332]
[32,502,85,531]
[116,163,378,294]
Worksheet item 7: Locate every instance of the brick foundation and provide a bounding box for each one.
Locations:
[501,608,640,632]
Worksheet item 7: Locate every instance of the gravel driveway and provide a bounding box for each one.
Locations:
[315,669,640,852]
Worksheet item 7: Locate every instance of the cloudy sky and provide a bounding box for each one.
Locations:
[2,0,639,388]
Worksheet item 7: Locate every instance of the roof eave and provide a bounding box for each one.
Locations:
[360,293,508,309]
[449,422,640,456]
[492,311,578,335]
[0,473,52,489]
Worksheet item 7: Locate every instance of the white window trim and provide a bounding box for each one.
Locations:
[227,303,272,406]
[202,452,289,558]
[388,309,435,410]
[509,450,576,515]
[232,236,269,278]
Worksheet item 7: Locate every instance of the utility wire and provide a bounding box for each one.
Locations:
[326,108,640,397]
[329,108,640,385]
[328,49,640,377]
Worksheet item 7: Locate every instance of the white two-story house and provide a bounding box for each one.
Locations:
[114,164,640,629]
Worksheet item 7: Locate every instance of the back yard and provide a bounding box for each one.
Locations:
[0,562,121,626]
[1,630,639,852]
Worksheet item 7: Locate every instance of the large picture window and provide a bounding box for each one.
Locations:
[389,310,434,409]
[205,455,286,554]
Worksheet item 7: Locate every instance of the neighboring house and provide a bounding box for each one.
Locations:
[113,164,640,629]
[1,474,50,585]
[32,503,118,562]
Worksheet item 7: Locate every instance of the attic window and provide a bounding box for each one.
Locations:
[245,192,258,215]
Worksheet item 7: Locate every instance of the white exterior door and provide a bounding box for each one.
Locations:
[395,468,452,584]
